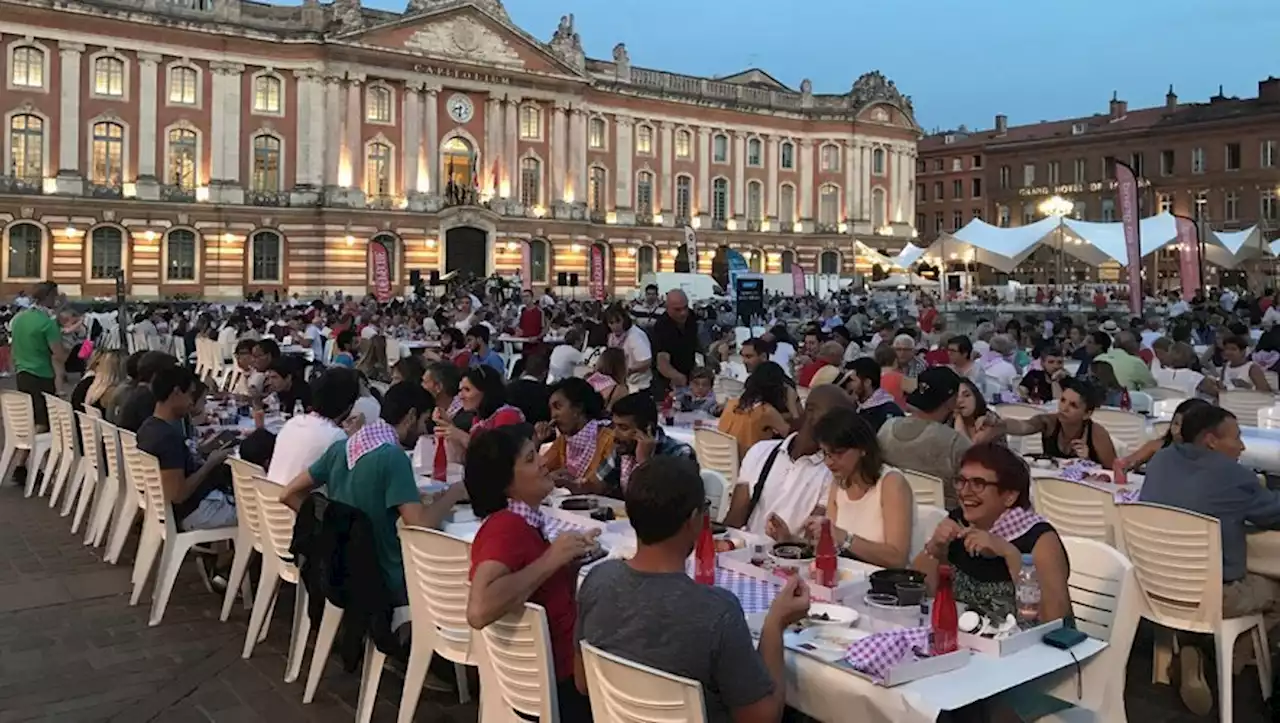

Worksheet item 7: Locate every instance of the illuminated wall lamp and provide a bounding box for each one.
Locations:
[426,238,437,248]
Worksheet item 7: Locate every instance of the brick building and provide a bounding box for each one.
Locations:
[917,80,1280,288]
[0,0,921,300]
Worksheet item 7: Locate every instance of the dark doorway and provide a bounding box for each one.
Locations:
[445,226,487,284]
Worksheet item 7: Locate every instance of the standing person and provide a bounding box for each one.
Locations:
[651,290,701,400]
[10,281,66,433]
[605,304,653,391]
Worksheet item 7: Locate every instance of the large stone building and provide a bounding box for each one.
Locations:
[0,0,921,300]
[916,81,1280,288]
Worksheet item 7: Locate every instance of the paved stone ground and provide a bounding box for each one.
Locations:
[0,467,1271,722]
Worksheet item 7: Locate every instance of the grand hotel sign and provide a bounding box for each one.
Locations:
[1018,179,1150,197]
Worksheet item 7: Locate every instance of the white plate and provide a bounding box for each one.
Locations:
[803,603,859,627]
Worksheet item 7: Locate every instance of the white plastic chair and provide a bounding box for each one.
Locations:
[350,526,476,721]
[1151,395,1191,420]
[995,403,1043,456]
[700,469,732,524]
[243,476,311,683]
[219,458,265,622]
[1032,477,1119,550]
[1116,502,1272,723]
[713,376,745,404]
[105,430,149,565]
[127,445,238,626]
[34,392,63,498]
[911,504,948,559]
[477,603,559,723]
[1220,390,1275,428]
[0,391,52,496]
[1091,409,1146,458]
[692,428,739,483]
[69,411,103,533]
[1266,370,1279,393]
[86,419,124,548]
[1259,406,1280,430]
[581,641,708,722]
[1127,391,1153,415]
[1149,420,1172,443]
[45,397,81,510]
[1033,536,1140,722]
[901,469,945,508]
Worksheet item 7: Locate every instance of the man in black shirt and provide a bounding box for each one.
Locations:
[506,351,551,426]
[136,366,235,530]
[114,351,178,432]
[843,357,903,432]
[651,290,702,400]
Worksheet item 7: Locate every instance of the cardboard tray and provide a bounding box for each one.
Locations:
[718,547,868,604]
[958,616,1063,656]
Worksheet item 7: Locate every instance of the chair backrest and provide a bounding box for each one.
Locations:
[1,391,36,446]
[75,411,100,472]
[399,526,478,665]
[1146,386,1188,402]
[713,376,745,404]
[1115,502,1222,634]
[227,458,266,539]
[1150,420,1172,442]
[911,504,948,559]
[1150,395,1190,421]
[1031,477,1117,548]
[700,469,732,524]
[1090,409,1146,455]
[133,447,177,538]
[85,405,102,420]
[1220,389,1275,426]
[901,469,945,508]
[117,429,150,498]
[42,393,63,448]
[1127,391,1153,415]
[692,428,739,482]
[99,420,123,483]
[251,476,295,561]
[477,603,559,721]
[1267,370,1279,393]
[581,641,708,723]
[56,397,78,456]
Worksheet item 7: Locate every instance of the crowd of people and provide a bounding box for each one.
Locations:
[7,275,1280,720]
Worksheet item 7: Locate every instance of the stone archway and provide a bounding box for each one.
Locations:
[444,227,488,283]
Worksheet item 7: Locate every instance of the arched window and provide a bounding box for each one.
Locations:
[588,166,607,213]
[93,57,125,97]
[169,66,198,105]
[820,250,840,275]
[529,238,549,284]
[872,147,886,175]
[6,222,43,279]
[747,138,762,167]
[871,188,887,228]
[779,184,796,226]
[675,175,692,220]
[366,85,392,123]
[165,229,197,281]
[9,114,43,182]
[746,250,762,273]
[166,128,198,190]
[588,117,606,150]
[370,233,397,285]
[365,141,392,198]
[635,124,653,155]
[441,137,474,187]
[818,184,840,226]
[637,245,656,279]
[821,144,841,172]
[90,122,124,186]
[251,135,282,192]
[780,141,795,170]
[519,105,541,140]
[250,230,282,282]
[746,181,763,223]
[253,74,282,114]
[712,134,728,163]
[780,249,795,273]
[675,129,691,159]
[712,178,728,221]
[636,171,654,216]
[89,226,124,280]
[10,46,44,88]
[519,157,541,207]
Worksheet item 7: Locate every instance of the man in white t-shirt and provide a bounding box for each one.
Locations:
[267,368,360,485]
[723,386,852,537]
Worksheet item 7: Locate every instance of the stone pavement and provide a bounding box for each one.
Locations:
[0,480,1270,722]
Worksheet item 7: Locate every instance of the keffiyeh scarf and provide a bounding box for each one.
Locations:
[988,506,1049,542]
[346,417,399,469]
[858,387,896,411]
[507,498,549,539]
[563,419,606,478]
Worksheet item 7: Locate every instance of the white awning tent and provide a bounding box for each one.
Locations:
[891,243,927,269]
[853,241,900,270]
[1211,226,1268,268]
[869,272,938,288]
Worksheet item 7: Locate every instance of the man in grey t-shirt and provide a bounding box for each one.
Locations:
[575,457,810,723]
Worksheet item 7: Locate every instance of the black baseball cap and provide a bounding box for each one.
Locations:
[906,367,961,413]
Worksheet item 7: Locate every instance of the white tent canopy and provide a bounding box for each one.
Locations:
[923,216,1062,272]
[892,243,927,269]
[854,240,900,270]
[870,272,937,288]
[1212,226,1267,268]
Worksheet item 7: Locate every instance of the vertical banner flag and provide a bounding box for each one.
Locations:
[726,249,748,300]
[1114,160,1143,316]
[791,262,806,296]
[520,240,532,291]
[589,244,606,301]
[1175,215,1202,301]
[683,225,697,270]
[370,242,393,302]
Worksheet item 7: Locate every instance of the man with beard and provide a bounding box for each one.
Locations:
[842,357,903,432]
[1018,344,1068,404]
[594,392,694,497]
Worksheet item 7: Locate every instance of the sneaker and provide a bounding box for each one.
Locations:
[9,466,27,486]
[1179,646,1213,716]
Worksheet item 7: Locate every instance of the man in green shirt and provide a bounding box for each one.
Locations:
[7,282,66,486]
[1096,330,1157,391]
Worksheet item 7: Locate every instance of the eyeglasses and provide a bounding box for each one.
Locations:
[821,447,852,460]
[953,475,1002,491]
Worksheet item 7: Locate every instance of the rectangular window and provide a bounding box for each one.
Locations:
[588,167,606,213]
[1191,147,1205,174]
[951,158,961,171]
[952,179,963,199]
[1073,158,1087,184]
[1194,191,1208,220]
[999,165,1010,189]
[1103,156,1116,180]
[916,160,925,174]
[1158,193,1173,213]
[933,182,943,200]
[1263,140,1277,169]
[519,106,541,140]
[1130,152,1144,178]
[169,66,198,105]
[779,185,795,226]
[916,184,926,202]
[636,125,653,155]
[934,212,943,232]
[675,130,691,159]
[932,159,943,172]
[1021,203,1035,225]
[1022,163,1035,186]
[519,158,540,207]
[1262,190,1277,221]
[971,154,983,169]
[93,57,125,97]
[712,179,728,221]
[972,207,983,221]
[713,135,728,163]
[10,47,44,88]
[952,210,963,230]
[636,173,654,216]
[997,205,1010,227]
[1101,198,1116,222]
[971,177,982,198]
[1225,191,1240,221]
[1047,161,1060,185]
[588,118,606,150]
[1225,142,1241,171]
[1160,149,1175,176]
[915,212,926,229]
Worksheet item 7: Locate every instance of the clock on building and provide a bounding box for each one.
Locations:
[447,94,474,123]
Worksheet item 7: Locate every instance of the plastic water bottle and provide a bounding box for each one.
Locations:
[1016,553,1042,625]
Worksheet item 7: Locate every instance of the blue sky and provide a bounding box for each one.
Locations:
[349,0,1279,132]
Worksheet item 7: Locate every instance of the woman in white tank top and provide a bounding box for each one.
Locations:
[1221,335,1272,392]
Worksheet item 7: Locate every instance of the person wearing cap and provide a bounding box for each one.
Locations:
[877,367,997,508]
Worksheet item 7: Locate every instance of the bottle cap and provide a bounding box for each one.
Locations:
[1021,553,1034,565]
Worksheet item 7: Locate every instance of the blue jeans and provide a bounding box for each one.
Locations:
[181,489,237,530]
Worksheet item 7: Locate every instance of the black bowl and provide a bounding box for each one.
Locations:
[771,542,815,561]
[710,522,728,536]
[868,568,926,596]
[559,496,597,511]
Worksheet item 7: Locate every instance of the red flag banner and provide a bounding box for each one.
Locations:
[589,245,606,301]
[1115,160,1143,316]
[792,263,806,296]
[370,241,392,302]
[1175,215,1201,301]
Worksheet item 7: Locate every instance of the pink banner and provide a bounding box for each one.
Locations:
[370,242,392,302]
[1175,216,1201,301]
[1115,161,1143,316]
[520,240,532,290]
[792,263,805,296]
[589,245,606,301]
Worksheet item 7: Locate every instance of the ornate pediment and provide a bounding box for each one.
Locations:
[402,15,523,67]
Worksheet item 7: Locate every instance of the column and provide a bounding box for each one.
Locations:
[421,85,438,194]
[658,122,673,219]
[402,83,421,197]
[570,108,586,205]
[56,42,84,193]
[891,146,906,224]
[343,75,363,190]
[550,101,568,205]
[135,52,161,200]
[732,132,745,220]
[220,63,244,187]
[798,139,814,223]
[904,149,917,229]
[614,114,633,210]
[208,67,227,184]
[504,96,521,201]
[843,141,856,222]
[766,137,778,223]
[696,128,710,218]
[322,74,343,187]
[292,70,322,188]
[860,144,872,222]
[485,96,502,195]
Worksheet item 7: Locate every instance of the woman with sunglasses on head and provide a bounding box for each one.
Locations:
[433,365,525,460]
[913,443,1070,622]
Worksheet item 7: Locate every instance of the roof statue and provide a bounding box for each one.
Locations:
[612,42,631,82]
[405,0,510,23]
[332,0,364,30]
[612,42,628,64]
[547,13,585,71]
[851,70,915,120]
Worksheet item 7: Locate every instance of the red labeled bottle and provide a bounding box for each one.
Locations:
[814,519,838,588]
[1119,388,1131,411]
[432,431,449,483]
[931,565,959,655]
[694,511,716,585]
[662,390,676,426]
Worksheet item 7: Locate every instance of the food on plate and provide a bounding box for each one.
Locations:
[771,542,815,560]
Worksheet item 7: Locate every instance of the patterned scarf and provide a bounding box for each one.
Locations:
[346,417,400,469]
[620,455,640,491]
[977,350,1007,372]
[563,419,606,478]
[586,371,615,393]
[507,498,549,539]
[608,331,626,349]
[988,506,1049,542]
[858,387,896,411]
[447,395,464,416]
[1254,350,1280,370]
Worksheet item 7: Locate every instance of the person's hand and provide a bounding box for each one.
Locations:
[547,529,602,567]
[534,421,554,442]
[801,516,849,547]
[959,527,1013,559]
[927,518,965,557]
[670,372,688,388]
[548,468,576,488]
[634,427,657,463]
[765,574,812,629]
[1069,436,1090,459]
[765,512,793,542]
[205,447,232,468]
[1050,368,1068,382]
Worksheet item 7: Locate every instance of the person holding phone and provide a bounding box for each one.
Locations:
[591,392,694,498]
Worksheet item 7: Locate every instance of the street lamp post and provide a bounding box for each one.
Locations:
[1038,195,1074,306]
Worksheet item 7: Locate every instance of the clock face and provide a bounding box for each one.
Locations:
[448,94,474,123]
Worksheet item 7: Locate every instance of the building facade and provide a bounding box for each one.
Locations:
[0,0,920,300]
[916,82,1280,288]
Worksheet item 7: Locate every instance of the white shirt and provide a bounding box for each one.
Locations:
[267,414,347,485]
[1139,329,1163,350]
[739,434,832,537]
[360,325,380,340]
[305,323,325,358]
[1169,300,1191,317]
[772,342,796,378]
[549,345,584,381]
[1264,306,1280,329]
[620,325,652,389]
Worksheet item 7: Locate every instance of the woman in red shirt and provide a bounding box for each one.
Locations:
[465,425,599,721]
[434,366,525,459]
